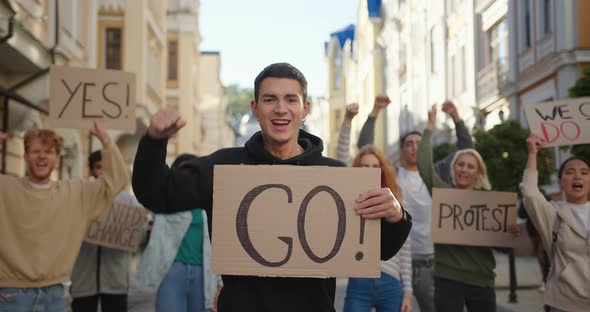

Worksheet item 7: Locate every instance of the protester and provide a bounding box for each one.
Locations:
[520,134,590,312]
[416,106,519,312]
[136,153,222,312]
[0,123,128,312]
[337,110,412,312]
[132,62,412,311]
[345,97,473,312]
[69,150,138,312]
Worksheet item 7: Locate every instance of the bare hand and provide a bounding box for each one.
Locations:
[526,133,545,155]
[401,296,412,312]
[508,224,521,237]
[90,121,110,145]
[344,103,359,121]
[355,187,403,223]
[441,100,459,121]
[374,95,391,109]
[147,108,187,139]
[0,131,7,143]
[427,105,437,130]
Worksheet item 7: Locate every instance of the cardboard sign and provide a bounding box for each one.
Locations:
[432,188,517,248]
[524,97,590,147]
[84,201,148,252]
[212,165,381,278]
[49,65,136,130]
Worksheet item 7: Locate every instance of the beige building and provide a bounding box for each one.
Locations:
[198,51,234,155]
[0,0,96,179]
[324,0,387,159]
[1,0,230,180]
[165,0,201,162]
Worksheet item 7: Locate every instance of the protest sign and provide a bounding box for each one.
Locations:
[49,65,136,130]
[524,97,590,147]
[212,165,381,278]
[432,188,517,248]
[84,201,148,252]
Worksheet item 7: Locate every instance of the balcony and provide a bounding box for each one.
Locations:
[476,58,508,107]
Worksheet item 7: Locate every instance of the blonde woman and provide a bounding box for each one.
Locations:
[416,107,519,312]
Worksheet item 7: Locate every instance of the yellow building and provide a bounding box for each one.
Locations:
[165,0,201,162]
[198,51,234,155]
[324,0,386,159]
[0,0,96,179]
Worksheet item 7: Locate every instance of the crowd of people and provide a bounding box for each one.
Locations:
[0,63,588,312]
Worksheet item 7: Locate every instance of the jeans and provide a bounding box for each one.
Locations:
[412,259,435,312]
[156,261,206,312]
[344,272,403,312]
[0,284,65,312]
[71,294,127,312]
[435,277,496,312]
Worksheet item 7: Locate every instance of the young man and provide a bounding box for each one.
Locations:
[0,124,129,312]
[348,99,473,312]
[132,63,412,312]
[69,150,138,312]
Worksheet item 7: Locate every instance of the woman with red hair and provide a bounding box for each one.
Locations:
[337,104,412,312]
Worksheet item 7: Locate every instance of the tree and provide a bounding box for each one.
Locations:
[224,84,254,117]
[567,68,590,159]
[474,120,554,193]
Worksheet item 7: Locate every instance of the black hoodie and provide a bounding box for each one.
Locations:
[132,129,412,312]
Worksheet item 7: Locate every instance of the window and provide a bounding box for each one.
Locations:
[542,0,552,36]
[168,41,178,81]
[488,19,508,68]
[521,0,532,50]
[105,28,122,70]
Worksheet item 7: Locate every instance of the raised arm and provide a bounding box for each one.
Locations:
[132,108,205,214]
[417,107,449,194]
[519,133,555,249]
[357,95,390,149]
[83,122,130,218]
[434,100,473,184]
[336,103,358,164]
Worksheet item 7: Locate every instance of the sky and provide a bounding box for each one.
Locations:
[199,0,358,98]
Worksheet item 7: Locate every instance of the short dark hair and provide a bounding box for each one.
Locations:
[558,156,590,178]
[254,63,308,102]
[88,150,102,170]
[171,153,198,169]
[400,131,422,147]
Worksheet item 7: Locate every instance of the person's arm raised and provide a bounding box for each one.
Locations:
[132,108,200,214]
[357,96,390,149]
[336,103,358,164]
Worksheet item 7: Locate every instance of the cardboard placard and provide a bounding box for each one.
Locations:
[212,165,381,278]
[432,188,517,248]
[84,201,148,252]
[49,65,136,130]
[524,97,590,147]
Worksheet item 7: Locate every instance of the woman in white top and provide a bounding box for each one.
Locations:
[520,133,590,312]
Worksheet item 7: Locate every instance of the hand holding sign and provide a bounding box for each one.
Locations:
[147,108,187,139]
[355,187,403,223]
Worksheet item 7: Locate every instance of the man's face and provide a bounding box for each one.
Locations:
[401,134,422,167]
[90,161,104,178]
[24,138,60,184]
[251,77,310,147]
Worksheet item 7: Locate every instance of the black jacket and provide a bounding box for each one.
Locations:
[132,129,412,312]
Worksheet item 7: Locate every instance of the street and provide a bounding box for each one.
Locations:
[127,252,545,312]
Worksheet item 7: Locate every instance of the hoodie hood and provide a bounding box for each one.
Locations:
[244,129,324,165]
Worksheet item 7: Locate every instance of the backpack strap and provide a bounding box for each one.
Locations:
[551,214,562,260]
